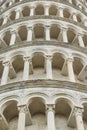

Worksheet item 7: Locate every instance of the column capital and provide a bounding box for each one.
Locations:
[77,32,84,37]
[15,8,22,12]
[45,25,50,29]
[3,15,8,18]
[3,61,12,67]
[72,12,77,15]
[74,106,84,117]
[27,26,33,30]
[45,55,52,60]
[30,5,35,9]
[10,29,16,34]
[18,105,28,113]
[58,6,63,10]
[46,104,55,111]
[23,56,31,62]
[66,57,74,62]
[61,26,68,31]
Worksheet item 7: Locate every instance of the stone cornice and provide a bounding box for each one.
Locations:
[0,16,87,32]
[0,0,87,17]
[0,79,87,94]
[0,41,87,55]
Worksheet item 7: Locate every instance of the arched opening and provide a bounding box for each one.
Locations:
[35,5,44,15]
[63,9,71,18]
[52,53,68,80]
[8,55,24,83]
[76,14,82,23]
[67,28,77,46]
[83,34,87,47]
[30,52,45,79]
[49,5,58,15]
[50,24,61,41]
[73,57,84,82]
[22,6,30,17]
[3,31,11,46]
[3,100,18,130]
[10,11,16,20]
[33,24,45,40]
[55,98,72,130]
[28,97,46,130]
[18,26,27,41]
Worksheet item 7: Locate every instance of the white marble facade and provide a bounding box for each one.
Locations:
[0,0,87,130]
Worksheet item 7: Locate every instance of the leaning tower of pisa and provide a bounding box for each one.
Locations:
[0,0,87,130]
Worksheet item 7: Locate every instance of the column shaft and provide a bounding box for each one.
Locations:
[10,31,16,46]
[46,105,55,130]
[3,16,8,25]
[46,56,52,79]
[45,6,49,16]
[27,27,32,41]
[74,108,84,130]
[17,106,26,130]
[67,58,75,82]
[23,57,30,80]
[59,7,63,17]
[72,13,77,22]
[84,20,87,26]
[15,10,20,19]
[45,26,50,40]
[62,28,68,43]
[78,34,84,47]
[30,7,34,16]
[1,62,10,85]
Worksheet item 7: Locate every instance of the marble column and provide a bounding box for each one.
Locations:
[45,55,52,79]
[9,1,13,6]
[17,105,27,130]
[78,33,84,47]
[83,19,87,26]
[46,104,55,130]
[45,5,49,16]
[1,61,11,85]
[10,30,16,46]
[74,107,84,130]
[67,58,75,82]
[15,9,21,19]
[23,57,31,80]
[72,13,77,22]
[59,7,63,17]
[27,26,33,41]
[3,15,8,25]
[30,6,34,16]
[45,25,50,40]
[62,27,68,43]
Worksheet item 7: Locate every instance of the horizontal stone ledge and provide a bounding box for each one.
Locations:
[0,79,87,94]
[0,0,86,17]
[0,41,87,55]
[0,16,86,31]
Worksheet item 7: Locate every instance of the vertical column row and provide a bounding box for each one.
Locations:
[1,24,85,48]
[0,55,77,85]
[17,105,85,130]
